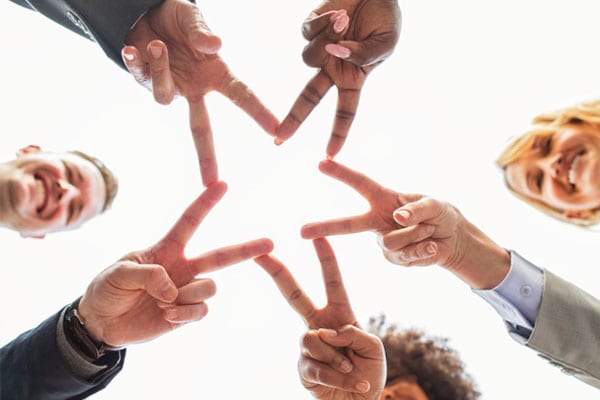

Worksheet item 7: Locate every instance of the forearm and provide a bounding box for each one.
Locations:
[0,308,125,400]
[9,0,164,67]
[449,218,511,290]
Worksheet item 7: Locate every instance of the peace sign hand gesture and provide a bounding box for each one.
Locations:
[255,238,385,399]
[276,0,401,158]
[78,182,274,347]
[123,0,279,186]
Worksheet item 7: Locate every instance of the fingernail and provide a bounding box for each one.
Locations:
[394,209,410,221]
[326,153,334,160]
[340,359,353,372]
[320,328,337,337]
[426,243,437,255]
[329,10,346,21]
[149,45,162,59]
[325,44,351,59]
[274,138,283,146]
[165,309,178,321]
[333,14,349,33]
[356,381,370,393]
[123,52,135,62]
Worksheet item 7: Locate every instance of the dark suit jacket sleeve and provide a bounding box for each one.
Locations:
[7,0,164,67]
[525,271,600,388]
[0,309,125,400]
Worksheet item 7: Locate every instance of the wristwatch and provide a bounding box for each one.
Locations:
[63,298,123,362]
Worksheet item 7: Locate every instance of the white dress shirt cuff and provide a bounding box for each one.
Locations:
[473,250,544,341]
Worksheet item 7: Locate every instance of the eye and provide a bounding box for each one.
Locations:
[532,135,553,156]
[535,171,544,192]
[542,136,553,155]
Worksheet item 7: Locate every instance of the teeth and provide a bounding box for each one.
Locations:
[568,155,580,187]
[34,178,45,210]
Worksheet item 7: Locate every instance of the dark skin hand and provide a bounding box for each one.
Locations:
[276,0,401,158]
[122,0,279,186]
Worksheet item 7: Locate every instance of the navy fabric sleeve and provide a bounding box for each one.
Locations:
[0,309,125,400]
[7,0,164,67]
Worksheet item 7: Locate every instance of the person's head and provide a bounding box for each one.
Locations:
[369,315,480,400]
[498,99,600,226]
[0,145,118,238]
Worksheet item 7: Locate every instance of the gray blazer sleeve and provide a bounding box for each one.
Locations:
[8,0,164,67]
[526,270,600,388]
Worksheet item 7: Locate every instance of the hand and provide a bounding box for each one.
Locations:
[301,160,510,289]
[254,238,358,330]
[299,325,386,400]
[78,182,274,346]
[122,0,279,186]
[276,0,401,158]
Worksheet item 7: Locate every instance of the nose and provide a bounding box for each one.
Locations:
[56,179,79,202]
[541,152,563,180]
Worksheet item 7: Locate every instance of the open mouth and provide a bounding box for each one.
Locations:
[34,172,50,215]
[567,149,585,190]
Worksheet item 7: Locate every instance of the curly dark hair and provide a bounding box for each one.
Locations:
[368,315,480,400]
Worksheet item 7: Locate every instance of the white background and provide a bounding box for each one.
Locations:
[1,0,600,398]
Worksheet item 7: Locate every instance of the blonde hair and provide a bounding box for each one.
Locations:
[497,99,600,226]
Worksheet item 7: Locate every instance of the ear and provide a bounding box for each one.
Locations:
[16,145,41,157]
[564,209,593,220]
[19,232,45,239]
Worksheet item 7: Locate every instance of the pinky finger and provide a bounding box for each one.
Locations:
[163,302,209,323]
[384,241,438,266]
[122,46,151,90]
[299,357,370,393]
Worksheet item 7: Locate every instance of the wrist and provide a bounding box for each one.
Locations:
[63,298,123,362]
[450,219,510,290]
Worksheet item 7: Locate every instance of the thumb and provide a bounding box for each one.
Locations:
[111,261,178,303]
[179,3,222,53]
[393,197,439,227]
[317,325,383,357]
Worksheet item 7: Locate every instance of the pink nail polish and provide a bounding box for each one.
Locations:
[123,52,135,62]
[325,44,351,59]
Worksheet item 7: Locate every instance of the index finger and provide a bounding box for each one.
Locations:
[189,98,218,186]
[313,238,351,308]
[254,254,317,322]
[187,238,274,276]
[301,214,374,239]
[161,182,228,247]
[276,71,334,143]
[318,159,384,201]
[327,88,361,158]
[219,75,279,136]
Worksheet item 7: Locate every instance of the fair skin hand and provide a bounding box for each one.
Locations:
[78,182,274,346]
[299,325,386,400]
[504,123,600,219]
[301,160,510,289]
[276,0,401,158]
[255,238,385,398]
[122,0,279,186]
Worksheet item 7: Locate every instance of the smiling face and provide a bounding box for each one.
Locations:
[0,147,107,237]
[504,123,600,219]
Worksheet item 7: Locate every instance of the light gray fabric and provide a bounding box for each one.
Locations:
[526,271,600,389]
